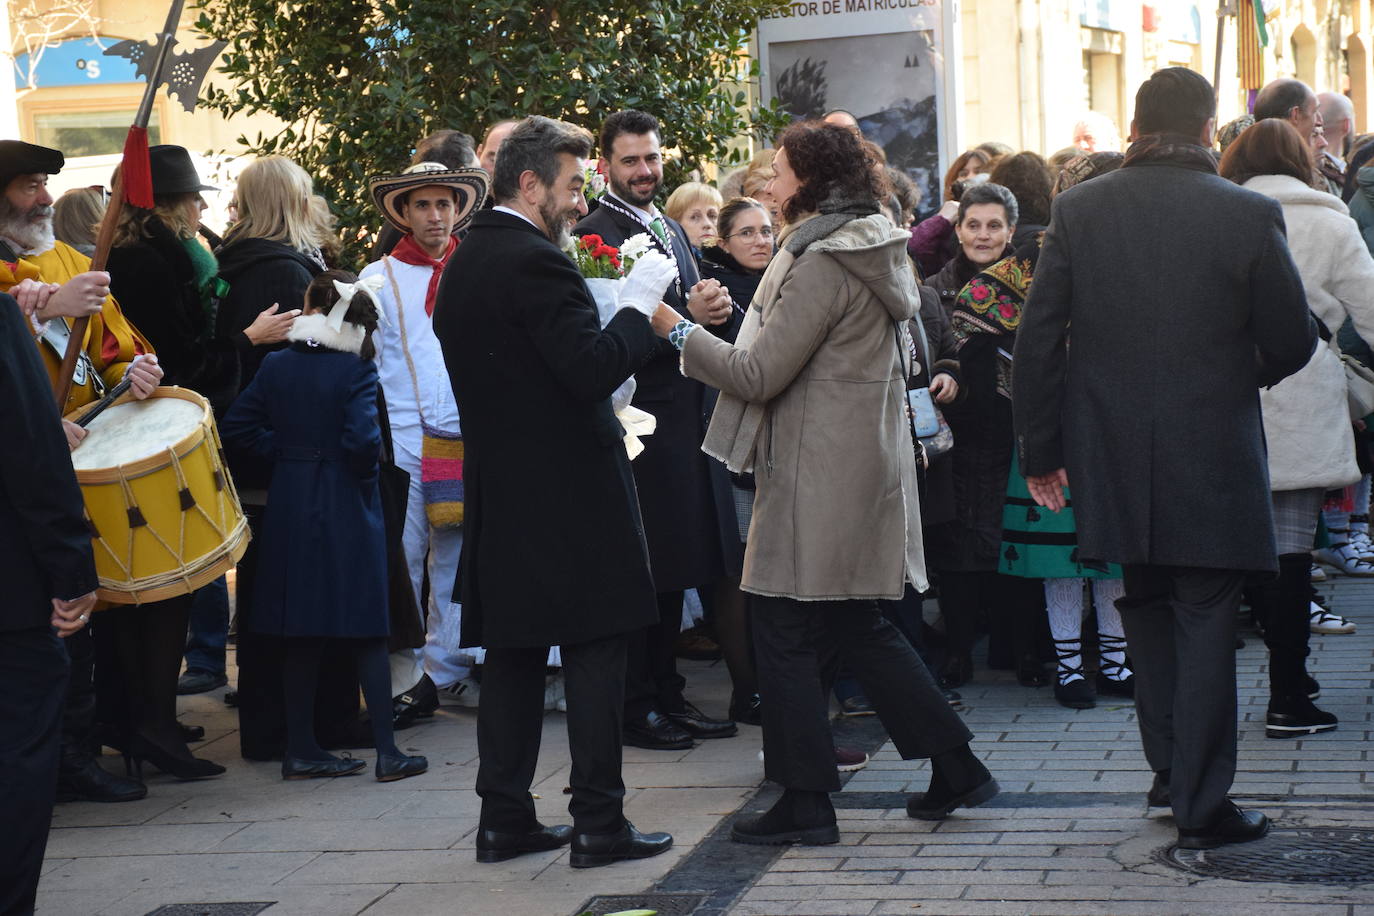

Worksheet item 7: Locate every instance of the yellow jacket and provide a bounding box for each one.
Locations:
[0,242,153,412]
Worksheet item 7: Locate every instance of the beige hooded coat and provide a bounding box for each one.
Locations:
[682,214,926,600]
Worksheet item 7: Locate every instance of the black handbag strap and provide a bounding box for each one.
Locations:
[376,385,398,467]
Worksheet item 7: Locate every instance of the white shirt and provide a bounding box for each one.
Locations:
[362,255,460,452]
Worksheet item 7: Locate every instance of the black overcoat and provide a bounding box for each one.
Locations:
[107,218,242,416]
[221,342,389,638]
[0,295,98,629]
[1012,163,1316,572]
[575,203,743,586]
[434,210,661,648]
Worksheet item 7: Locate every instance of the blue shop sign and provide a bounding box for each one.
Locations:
[14,37,141,88]
[1079,0,1133,32]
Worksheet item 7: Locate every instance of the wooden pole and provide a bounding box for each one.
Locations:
[1213,0,1227,103]
[51,0,185,409]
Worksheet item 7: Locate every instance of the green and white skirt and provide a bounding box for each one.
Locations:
[999,452,1121,581]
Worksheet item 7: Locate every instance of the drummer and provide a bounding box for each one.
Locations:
[0,140,171,803]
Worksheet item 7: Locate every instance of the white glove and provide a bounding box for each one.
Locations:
[618,250,678,318]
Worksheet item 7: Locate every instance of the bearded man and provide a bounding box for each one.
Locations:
[0,139,162,806]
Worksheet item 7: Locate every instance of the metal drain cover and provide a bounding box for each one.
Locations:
[573,893,706,915]
[1165,828,1374,884]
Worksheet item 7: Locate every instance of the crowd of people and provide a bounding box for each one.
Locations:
[2,61,1372,910]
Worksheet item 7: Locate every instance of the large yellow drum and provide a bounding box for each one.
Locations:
[68,387,249,604]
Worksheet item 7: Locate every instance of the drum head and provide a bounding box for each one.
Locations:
[71,396,206,470]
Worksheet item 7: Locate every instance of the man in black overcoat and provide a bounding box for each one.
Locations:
[575,109,740,750]
[1013,68,1317,850]
[434,116,675,868]
[0,292,99,912]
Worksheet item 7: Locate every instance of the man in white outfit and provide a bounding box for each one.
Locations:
[363,162,491,719]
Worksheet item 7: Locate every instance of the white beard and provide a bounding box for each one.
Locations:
[0,217,55,256]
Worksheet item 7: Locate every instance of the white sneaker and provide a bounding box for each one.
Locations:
[1312,543,1374,576]
[1310,563,1327,582]
[438,676,481,708]
[1310,603,1357,634]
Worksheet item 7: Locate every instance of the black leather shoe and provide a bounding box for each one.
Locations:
[666,701,737,739]
[1054,677,1096,710]
[1177,801,1269,849]
[937,654,972,688]
[569,820,673,868]
[1147,769,1171,808]
[281,755,366,780]
[623,711,694,750]
[176,669,228,695]
[56,759,148,803]
[376,752,428,782]
[393,674,439,731]
[475,823,573,863]
[178,722,206,743]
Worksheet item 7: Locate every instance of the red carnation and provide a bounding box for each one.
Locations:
[581,234,603,248]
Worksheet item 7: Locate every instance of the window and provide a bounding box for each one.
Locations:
[33,109,162,158]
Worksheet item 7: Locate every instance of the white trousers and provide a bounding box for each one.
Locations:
[389,443,471,691]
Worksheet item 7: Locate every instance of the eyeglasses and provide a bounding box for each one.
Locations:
[723,226,774,241]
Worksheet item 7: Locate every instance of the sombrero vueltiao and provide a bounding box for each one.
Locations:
[369,161,489,234]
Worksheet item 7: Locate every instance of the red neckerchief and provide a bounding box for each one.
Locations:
[390,234,457,316]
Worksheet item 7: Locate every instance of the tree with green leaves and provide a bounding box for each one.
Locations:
[195,0,790,266]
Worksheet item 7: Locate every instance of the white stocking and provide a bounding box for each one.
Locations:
[1092,578,1131,681]
[1045,577,1085,685]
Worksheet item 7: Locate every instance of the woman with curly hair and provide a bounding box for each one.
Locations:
[649,121,999,845]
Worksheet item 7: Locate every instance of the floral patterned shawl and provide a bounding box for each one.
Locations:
[949,234,1043,399]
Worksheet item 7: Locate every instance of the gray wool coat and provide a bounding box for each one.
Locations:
[1012,162,1317,573]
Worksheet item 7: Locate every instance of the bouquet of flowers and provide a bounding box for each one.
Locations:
[582,161,608,202]
[567,233,623,279]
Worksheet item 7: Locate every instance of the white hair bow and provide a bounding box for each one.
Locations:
[327,274,387,331]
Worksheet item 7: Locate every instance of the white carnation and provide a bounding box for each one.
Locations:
[620,232,654,266]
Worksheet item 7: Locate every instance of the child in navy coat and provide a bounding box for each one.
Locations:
[223,270,426,782]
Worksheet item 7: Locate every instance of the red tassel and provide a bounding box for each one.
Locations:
[122,126,155,209]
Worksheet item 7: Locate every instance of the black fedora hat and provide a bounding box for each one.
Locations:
[149,145,218,196]
[0,140,63,189]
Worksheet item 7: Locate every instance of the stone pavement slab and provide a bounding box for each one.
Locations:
[36,577,1374,914]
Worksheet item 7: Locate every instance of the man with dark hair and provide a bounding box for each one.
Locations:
[1013,68,1317,850]
[575,110,739,751]
[436,115,676,868]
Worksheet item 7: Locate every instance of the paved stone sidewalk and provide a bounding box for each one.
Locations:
[37,577,1374,915]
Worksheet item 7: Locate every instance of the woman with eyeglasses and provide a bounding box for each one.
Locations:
[699,197,774,310]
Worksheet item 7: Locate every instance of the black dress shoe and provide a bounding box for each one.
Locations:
[394,674,440,731]
[729,692,762,726]
[475,823,573,863]
[281,755,366,780]
[569,820,673,868]
[177,669,228,695]
[56,759,148,803]
[376,752,428,782]
[666,701,737,739]
[178,722,206,743]
[1177,801,1269,849]
[623,711,694,750]
[937,654,972,688]
[1147,769,1171,808]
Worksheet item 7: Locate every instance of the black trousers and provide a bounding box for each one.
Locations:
[1117,564,1244,830]
[623,590,688,720]
[753,596,972,792]
[0,626,69,915]
[59,624,96,771]
[477,633,628,835]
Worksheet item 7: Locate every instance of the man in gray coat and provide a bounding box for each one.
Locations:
[1012,67,1317,850]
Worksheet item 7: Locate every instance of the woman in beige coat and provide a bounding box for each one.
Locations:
[651,122,998,845]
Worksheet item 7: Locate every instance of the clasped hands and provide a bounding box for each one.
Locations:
[51,591,97,637]
[12,271,111,322]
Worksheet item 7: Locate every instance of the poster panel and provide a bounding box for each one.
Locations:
[759,1,961,216]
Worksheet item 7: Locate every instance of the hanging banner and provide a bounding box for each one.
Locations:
[758,0,960,218]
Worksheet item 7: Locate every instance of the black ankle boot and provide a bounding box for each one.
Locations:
[732,789,838,845]
[907,745,999,820]
[1266,695,1337,738]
